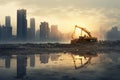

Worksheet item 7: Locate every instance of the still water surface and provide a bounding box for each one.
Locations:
[0,51,120,80]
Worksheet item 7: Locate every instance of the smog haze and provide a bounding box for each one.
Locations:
[0,0,120,39]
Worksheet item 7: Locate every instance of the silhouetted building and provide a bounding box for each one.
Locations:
[40,54,50,64]
[0,25,8,40]
[36,29,40,40]
[5,16,11,27]
[30,55,35,67]
[0,16,12,41]
[5,16,12,40]
[0,25,2,40]
[17,55,27,78]
[50,25,59,41]
[40,22,50,41]
[30,18,35,40]
[5,56,11,68]
[17,9,27,41]
[106,26,120,40]
[27,28,32,40]
[0,25,6,40]
[5,27,12,40]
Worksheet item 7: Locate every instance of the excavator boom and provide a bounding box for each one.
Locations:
[71,25,97,44]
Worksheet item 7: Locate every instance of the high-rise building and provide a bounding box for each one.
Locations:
[106,26,120,40]
[27,28,32,40]
[0,25,12,40]
[36,29,40,41]
[17,9,27,41]
[30,18,35,40]
[0,25,2,40]
[5,16,12,40]
[5,16,11,27]
[50,25,59,41]
[40,22,50,41]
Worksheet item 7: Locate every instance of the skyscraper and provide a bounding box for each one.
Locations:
[5,16,11,27]
[30,18,35,40]
[5,16,12,40]
[40,22,50,41]
[0,25,2,40]
[17,9,27,41]
[50,25,59,41]
[27,28,32,40]
[106,26,120,40]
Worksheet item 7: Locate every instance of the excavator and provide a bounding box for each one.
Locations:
[71,52,98,69]
[71,54,91,69]
[71,25,97,44]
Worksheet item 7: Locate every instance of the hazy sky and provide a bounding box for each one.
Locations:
[0,0,120,39]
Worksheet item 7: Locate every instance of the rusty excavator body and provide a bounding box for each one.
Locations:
[71,25,97,44]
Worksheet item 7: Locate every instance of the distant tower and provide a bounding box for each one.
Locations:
[40,22,50,41]
[30,18,35,40]
[50,25,59,41]
[36,29,40,40]
[4,16,12,40]
[27,28,32,40]
[0,25,2,39]
[106,26,120,40]
[17,9,27,41]
[5,16,11,27]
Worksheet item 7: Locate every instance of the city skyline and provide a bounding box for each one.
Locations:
[0,9,68,36]
[0,9,120,42]
[0,9,68,42]
[0,0,120,40]
[0,1,120,80]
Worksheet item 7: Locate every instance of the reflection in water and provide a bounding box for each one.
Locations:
[17,55,27,79]
[30,55,35,67]
[71,54,91,69]
[5,56,11,68]
[0,51,120,80]
[71,52,97,70]
[50,54,61,61]
[40,54,50,64]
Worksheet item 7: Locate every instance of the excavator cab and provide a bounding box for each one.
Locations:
[71,25,97,44]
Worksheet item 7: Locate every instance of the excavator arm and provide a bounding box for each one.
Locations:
[71,25,97,44]
[71,54,92,69]
[72,25,92,39]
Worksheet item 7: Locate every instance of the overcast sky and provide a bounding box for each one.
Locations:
[0,0,120,39]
